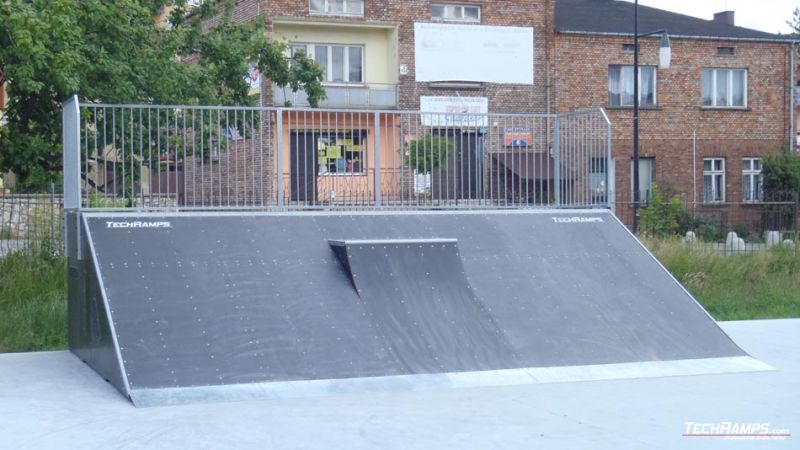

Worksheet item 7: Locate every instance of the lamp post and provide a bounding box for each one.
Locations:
[632,0,671,234]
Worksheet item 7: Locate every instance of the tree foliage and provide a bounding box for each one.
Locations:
[763,153,800,199]
[0,0,325,189]
[405,134,455,173]
[639,183,683,238]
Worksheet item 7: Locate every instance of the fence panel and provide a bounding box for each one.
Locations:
[0,185,63,257]
[69,101,612,212]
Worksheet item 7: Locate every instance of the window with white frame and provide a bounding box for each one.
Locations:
[292,44,364,84]
[702,68,747,107]
[703,158,726,203]
[609,65,656,107]
[742,158,763,202]
[310,0,364,16]
[430,4,481,22]
[631,157,654,205]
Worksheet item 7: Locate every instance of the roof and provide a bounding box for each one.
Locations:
[555,0,795,42]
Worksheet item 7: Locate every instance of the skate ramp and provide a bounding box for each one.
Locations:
[69,210,770,406]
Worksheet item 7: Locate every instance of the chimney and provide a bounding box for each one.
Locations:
[713,11,735,26]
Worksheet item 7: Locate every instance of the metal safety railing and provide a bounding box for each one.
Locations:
[62,96,612,212]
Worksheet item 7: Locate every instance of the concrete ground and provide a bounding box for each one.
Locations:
[1,319,798,450]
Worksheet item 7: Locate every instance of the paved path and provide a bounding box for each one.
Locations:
[0,319,798,449]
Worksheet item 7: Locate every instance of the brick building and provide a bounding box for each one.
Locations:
[554,0,797,225]
[194,0,797,221]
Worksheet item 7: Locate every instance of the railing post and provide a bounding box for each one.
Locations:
[553,115,561,208]
[63,95,81,211]
[62,95,81,259]
[276,109,284,208]
[605,108,613,210]
[374,112,382,208]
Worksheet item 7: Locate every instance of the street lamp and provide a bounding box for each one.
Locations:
[632,0,671,234]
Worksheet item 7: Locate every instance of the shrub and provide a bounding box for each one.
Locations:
[638,183,683,237]
[405,134,454,173]
[731,223,751,240]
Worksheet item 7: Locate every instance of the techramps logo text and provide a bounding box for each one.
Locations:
[551,217,604,224]
[106,221,172,229]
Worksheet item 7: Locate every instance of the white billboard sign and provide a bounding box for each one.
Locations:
[420,96,488,127]
[414,22,534,85]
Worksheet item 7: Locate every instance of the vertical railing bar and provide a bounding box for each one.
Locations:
[200,109,205,208]
[259,109,264,208]
[137,109,143,208]
[374,111,382,208]
[233,109,238,207]
[607,110,612,210]
[276,109,284,208]
[554,115,561,207]
[216,109,222,207]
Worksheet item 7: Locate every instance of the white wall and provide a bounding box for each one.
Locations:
[414,23,534,85]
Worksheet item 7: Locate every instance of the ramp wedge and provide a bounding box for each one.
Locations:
[69,210,771,406]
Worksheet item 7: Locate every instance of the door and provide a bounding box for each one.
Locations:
[430,130,484,201]
[290,132,317,203]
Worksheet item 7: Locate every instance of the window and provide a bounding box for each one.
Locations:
[293,44,364,84]
[702,68,747,107]
[317,132,366,175]
[590,157,608,204]
[310,0,364,16]
[431,4,481,22]
[609,65,657,107]
[631,157,654,205]
[742,158,763,202]
[703,158,726,203]
[717,47,735,56]
[622,44,635,53]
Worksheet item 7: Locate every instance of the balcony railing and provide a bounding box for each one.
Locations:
[273,83,398,109]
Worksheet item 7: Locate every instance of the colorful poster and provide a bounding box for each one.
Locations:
[505,128,532,147]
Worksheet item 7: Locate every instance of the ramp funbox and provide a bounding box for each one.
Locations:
[68,210,769,406]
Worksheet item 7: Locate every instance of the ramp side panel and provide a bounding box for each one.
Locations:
[343,240,517,373]
[70,217,128,397]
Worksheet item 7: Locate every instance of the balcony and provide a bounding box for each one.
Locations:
[273,83,398,109]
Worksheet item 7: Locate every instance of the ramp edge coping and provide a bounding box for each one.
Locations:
[129,356,773,408]
[328,239,459,247]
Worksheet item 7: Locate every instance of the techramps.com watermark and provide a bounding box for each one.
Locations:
[683,422,791,441]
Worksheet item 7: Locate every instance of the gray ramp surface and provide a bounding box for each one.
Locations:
[330,239,517,373]
[76,210,748,405]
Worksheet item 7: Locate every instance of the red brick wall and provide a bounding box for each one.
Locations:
[554,33,793,222]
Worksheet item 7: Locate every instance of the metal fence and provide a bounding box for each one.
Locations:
[618,193,800,255]
[0,184,63,257]
[63,97,612,212]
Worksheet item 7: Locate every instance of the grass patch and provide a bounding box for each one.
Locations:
[644,238,800,321]
[0,247,67,353]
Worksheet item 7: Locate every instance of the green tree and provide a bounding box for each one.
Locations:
[405,134,455,173]
[639,183,683,237]
[763,153,800,199]
[0,0,325,189]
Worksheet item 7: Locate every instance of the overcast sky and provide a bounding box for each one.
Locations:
[623,0,796,35]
